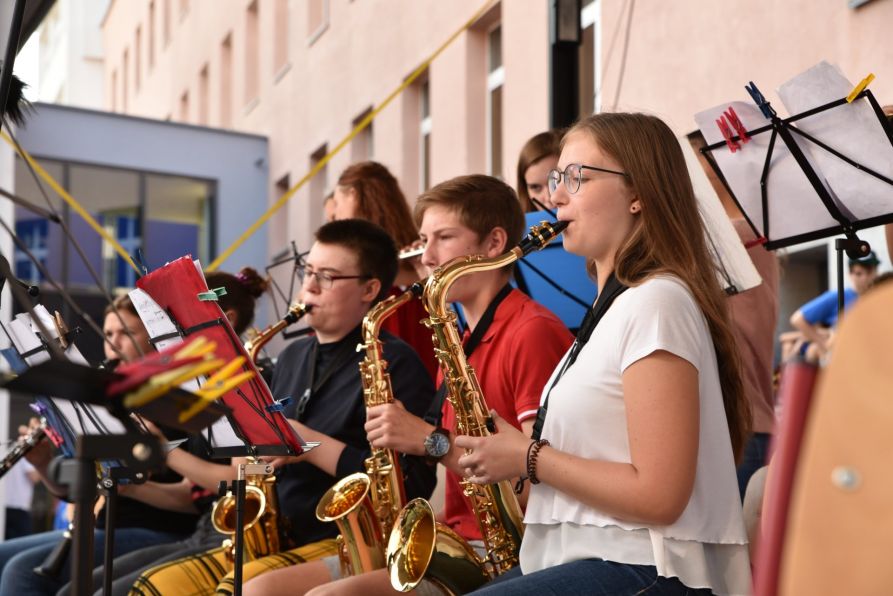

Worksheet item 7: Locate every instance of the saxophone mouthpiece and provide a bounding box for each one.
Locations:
[409,281,426,297]
[517,220,569,255]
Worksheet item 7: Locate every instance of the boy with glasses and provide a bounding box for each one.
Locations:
[131,219,436,595]
[258,175,573,596]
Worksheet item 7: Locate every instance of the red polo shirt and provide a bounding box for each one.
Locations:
[440,288,573,541]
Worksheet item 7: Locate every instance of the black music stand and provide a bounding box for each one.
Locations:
[699,88,893,319]
[2,357,230,596]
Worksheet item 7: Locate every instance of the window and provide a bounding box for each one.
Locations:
[420,78,432,191]
[14,220,49,283]
[308,0,329,43]
[245,1,259,104]
[122,48,129,111]
[180,90,189,122]
[135,26,142,91]
[163,0,171,47]
[198,64,209,125]
[273,0,290,75]
[486,26,504,177]
[148,1,156,69]
[220,33,233,127]
[351,108,374,162]
[579,0,600,116]
[309,144,329,225]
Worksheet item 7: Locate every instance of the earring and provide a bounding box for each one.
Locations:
[630,204,640,213]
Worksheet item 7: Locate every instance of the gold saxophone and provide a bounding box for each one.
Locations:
[211,302,311,562]
[315,289,419,576]
[387,220,568,594]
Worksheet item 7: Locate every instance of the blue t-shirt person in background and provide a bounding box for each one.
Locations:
[790,250,879,361]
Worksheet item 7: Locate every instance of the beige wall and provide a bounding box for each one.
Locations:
[102,0,553,271]
[102,0,893,278]
[598,0,893,135]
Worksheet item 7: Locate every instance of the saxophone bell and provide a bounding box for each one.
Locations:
[315,473,386,576]
[387,499,490,595]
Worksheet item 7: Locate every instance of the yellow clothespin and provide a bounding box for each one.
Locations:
[123,357,225,408]
[179,357,255,422]
[846,73,875,103]
[174,336,217,360]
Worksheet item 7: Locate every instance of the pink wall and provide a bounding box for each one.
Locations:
[103,0,893,274]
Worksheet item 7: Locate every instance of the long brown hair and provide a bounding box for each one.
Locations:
[516,130,562,212]
[337,161,418,248]
[567,112,750,461]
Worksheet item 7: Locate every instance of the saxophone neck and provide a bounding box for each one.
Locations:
[245,303,311,362]
[360,289,416,347]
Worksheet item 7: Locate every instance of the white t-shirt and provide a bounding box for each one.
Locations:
[521,275,751,596]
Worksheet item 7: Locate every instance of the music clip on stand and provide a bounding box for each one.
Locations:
[701,86,893,320]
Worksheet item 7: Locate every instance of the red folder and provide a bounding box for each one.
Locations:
[137,256,303,455]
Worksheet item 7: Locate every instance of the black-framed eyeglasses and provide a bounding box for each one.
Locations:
[296,267,370,290]
[547,163,629,195]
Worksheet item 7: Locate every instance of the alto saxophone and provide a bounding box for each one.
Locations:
[315,288,419,576]
[211,302,311,562]
[387,220,568,594]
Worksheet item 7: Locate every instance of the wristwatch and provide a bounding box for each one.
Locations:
[423,427,451,464]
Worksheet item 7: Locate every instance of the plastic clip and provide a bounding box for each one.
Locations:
[197,287,227,301]
[745,81,773,119]
[846,73,875,103]
[716,115,740,153]
[724,106,750,144]
[265,395,293,414]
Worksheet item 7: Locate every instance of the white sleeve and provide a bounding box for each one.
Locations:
[618,278,706,373]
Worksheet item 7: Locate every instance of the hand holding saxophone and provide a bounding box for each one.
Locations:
[364,400,433,457]
[455,411,529,485]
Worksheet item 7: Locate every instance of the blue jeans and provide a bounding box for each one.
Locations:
[737,432,771,501]
[470,560,714,595]
[0,527,186,595]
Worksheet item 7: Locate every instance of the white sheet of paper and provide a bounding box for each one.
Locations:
[777,61,893,221]
[695,61,893,246]
[7,307,127,435]
[686,150,762,292]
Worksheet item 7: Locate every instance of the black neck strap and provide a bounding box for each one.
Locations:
[532,273,628,440]
[294,325,362,422]
[423,284,514,426]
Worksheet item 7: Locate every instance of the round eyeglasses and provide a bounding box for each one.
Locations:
[547,163,629,195]
[297,267,370,290]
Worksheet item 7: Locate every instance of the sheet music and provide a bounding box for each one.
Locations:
[695,61,893,246]
[777,61,893,221]
[7,307,127,435]
[685,148,762,293]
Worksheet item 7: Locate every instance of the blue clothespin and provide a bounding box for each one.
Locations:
[133,248,150,276]
[745,81,773,119]
[265,395,293,414]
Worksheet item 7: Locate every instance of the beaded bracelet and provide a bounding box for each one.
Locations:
[527,439,550,485]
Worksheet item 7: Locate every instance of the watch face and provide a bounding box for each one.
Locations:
[425,431,450,458]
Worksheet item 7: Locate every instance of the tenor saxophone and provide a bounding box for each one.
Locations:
[315,288,419,576]
[387,220,568,594]
[211,302,311,562]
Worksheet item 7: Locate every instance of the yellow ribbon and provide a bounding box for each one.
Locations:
[206,0,497,271]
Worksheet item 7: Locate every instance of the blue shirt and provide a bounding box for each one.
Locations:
[799,287,858,327]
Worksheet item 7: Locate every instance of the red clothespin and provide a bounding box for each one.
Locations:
[724,107,750,144]
[716,115,740,153]
[744,236,768,250]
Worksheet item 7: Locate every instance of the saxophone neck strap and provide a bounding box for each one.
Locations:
[532,273,628,441]
[423,284,514,426]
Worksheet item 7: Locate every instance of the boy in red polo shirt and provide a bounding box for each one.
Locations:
[275,174,573,596]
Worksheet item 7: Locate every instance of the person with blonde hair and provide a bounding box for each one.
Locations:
[459,113,752,595]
